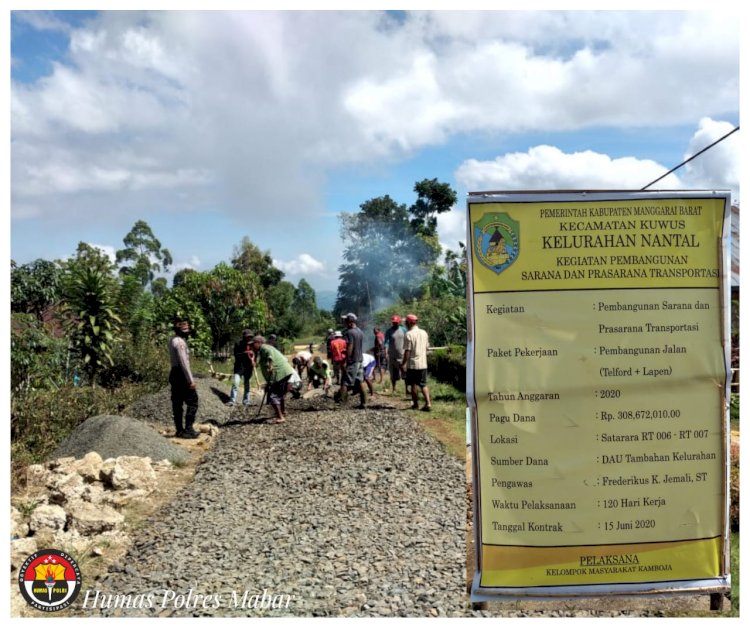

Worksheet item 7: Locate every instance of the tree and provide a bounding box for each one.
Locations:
[11,259,63,321]
[265,280,300,338]
[173,268,196,288]
[292,279,318,331]
[231,237,284,288]
[176,263,267,352]
[62,263,122,387]
[154,289,212,360]
[335,181,457,319]
[410,178,457,237]
[116,220,173,287]
[68,242,116,275]
[406,178,458,274]
[151,277,168,299]
[117,274,156,343]
[335,195,411,319]
[423,244,467,300]
[61,243,122,386]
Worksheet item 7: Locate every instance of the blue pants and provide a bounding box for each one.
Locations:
[230,372,251,403]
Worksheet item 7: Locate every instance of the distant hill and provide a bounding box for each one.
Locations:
[315,290,336,312]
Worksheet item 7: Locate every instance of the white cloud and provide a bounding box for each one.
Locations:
[59,243,116,264]
[172,256,201,272]
[274,253,326,276]
[162,256,202,287]
[88,243,117,264]
[455,117,739,202]
[11,10,738,231]
[437,208,467,253]
[343,11,739,145]
[456,144,683,192]
[13,11,71,33]
[680,117,740,202]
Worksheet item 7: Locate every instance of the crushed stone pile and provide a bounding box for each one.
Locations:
[49,414,189,464]
[126,376,241,427]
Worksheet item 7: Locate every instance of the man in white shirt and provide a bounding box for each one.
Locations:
[362,352,376,397]
[292,349,313,378]
[400,313,432,412]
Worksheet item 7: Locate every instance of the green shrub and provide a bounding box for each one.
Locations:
[374,296,466,347]
[10,381,151,485]
[98,335,170,388]
[428,345,466,392]
[11,313,70,395]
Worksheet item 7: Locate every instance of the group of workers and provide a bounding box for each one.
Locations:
[167,310,432,436]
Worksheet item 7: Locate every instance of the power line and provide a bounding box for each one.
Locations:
[641,125,739,190]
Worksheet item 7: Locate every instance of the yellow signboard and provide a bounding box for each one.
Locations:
[467,191,731,596]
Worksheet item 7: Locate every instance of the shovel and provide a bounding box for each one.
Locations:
[255,386,268,418]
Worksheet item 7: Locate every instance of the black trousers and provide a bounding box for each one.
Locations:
[169,367,199,432]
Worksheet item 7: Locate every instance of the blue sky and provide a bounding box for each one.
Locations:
[7,7,741,293]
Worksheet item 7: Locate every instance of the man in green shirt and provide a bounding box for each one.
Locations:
[251,335,294,424]
[307,355,332,394]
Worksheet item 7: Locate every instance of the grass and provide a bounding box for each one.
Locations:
[730,532,739,615]
[398,378,467,459]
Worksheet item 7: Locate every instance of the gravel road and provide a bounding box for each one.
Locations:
[76,396,471,618]
[68,388,723,618]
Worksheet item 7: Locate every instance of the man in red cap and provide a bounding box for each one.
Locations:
[401,313,432,411]
[384,314,406,395]
[329,331,347,385]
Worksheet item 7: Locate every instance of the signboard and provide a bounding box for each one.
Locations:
[467,190,731,598]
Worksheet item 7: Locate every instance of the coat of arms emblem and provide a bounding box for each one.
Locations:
[473,212,519,274]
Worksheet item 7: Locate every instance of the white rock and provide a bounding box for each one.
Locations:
[100,456,157,491]
[10,506,30,539]
[29,503,67,533]
[73,451,104,482]
[10,537,38,571]
[197,424,219,436]
[105,488,152,507]
[25,464,49,487]
[66,500,124,535]
[51,529,89,555]
[46,471,85,504]
[153,460,173,472]
[81,482,106,505]
[47,456,76,470]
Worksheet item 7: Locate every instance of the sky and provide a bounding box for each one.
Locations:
[6,5,741,295]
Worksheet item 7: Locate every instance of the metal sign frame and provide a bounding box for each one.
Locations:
[466,189,732,601]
